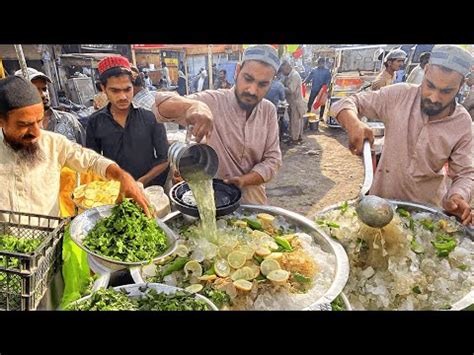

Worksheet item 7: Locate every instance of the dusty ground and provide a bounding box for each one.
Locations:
[267,121,474,218]
[266,122,364,220]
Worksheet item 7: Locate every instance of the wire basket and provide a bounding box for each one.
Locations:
[0,210,67,310]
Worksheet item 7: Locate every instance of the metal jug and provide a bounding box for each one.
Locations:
[168,125,219,180]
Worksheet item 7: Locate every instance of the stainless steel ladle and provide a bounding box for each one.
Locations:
[355,140,394,228]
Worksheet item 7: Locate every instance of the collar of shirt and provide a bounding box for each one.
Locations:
[101,102,141,129]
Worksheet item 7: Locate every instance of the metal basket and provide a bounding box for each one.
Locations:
[317,200,474,310]
[0,210,67,311]
[69,205,178,271]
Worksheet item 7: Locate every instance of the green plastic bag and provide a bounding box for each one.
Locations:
[59,226,91,309]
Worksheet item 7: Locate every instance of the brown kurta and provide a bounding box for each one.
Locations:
[154,88,282,205]
[331,83,474,207]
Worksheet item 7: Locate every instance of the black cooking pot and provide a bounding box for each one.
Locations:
[169,179,242,218]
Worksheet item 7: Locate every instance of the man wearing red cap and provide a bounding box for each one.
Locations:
[86,56,170,188]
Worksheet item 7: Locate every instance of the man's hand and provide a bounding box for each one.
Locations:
[443,193,472,225]
[223,172,264,189]
[117,172,151,217]
[223,176,245,189]
[184,101,213,143]
[346,119,374,155]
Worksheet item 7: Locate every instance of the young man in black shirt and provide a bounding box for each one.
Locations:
[86,56,170,187]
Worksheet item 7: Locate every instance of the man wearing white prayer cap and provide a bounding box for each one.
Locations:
[331,45,474,225]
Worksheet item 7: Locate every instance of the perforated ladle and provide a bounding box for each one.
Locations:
[355,140,394,228]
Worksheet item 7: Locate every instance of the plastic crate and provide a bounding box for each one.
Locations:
[0,210,67,311]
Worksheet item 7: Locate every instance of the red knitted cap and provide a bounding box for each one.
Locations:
[98,56,131,75]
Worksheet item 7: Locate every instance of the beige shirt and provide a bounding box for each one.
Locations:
[155,88,282,204]
[0,130,115,220]
[371,70,394,90]
[284,69,307,116]
[331,83,474,207]
[406,65,425,85]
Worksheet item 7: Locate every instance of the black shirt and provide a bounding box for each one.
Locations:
[86,103,169,187]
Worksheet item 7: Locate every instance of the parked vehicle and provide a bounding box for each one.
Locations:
[326,45,387,127]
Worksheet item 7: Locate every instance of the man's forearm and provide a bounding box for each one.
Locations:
[240,171,265,187]
[157,96,194,122]
[105,163,128,181]
[138,161,169,186]
[336,109,361,130]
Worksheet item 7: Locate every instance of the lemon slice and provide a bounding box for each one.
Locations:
[255,246,271,257]
[218,245,234,259]
[256,213,275,223]
[249,264,261,279]
[227,251,247,269]
[231,267,253,281]
[233,220,248,228]
[198,274,218,282]
[267,269,290,284]
[281,234,296,241]
[252,230,271,239]
[184,260,203,278]
[260,259,281,276]
[233,279,253,292]
[185,284,204,293]
[175,244,189,257]
[214,259,231,278]
[264,252,283,260]
[265,241,279,251]
[236,245,255,260]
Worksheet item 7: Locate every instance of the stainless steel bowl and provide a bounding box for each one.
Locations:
[68,282,219,311]
[69,205,178,271]
[132,204,350,310]
[318,199,474,310]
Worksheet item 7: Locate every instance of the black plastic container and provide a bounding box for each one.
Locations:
[0,210,67,310]
[169,179,241,218]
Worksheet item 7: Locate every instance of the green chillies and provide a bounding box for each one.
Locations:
[161,257,190,277]
[243,218,263,231]
[431,234,457,258]
[274,236,293,252]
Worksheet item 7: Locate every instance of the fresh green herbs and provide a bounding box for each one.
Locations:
[83,198,168,262]
[66,287,212,311]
